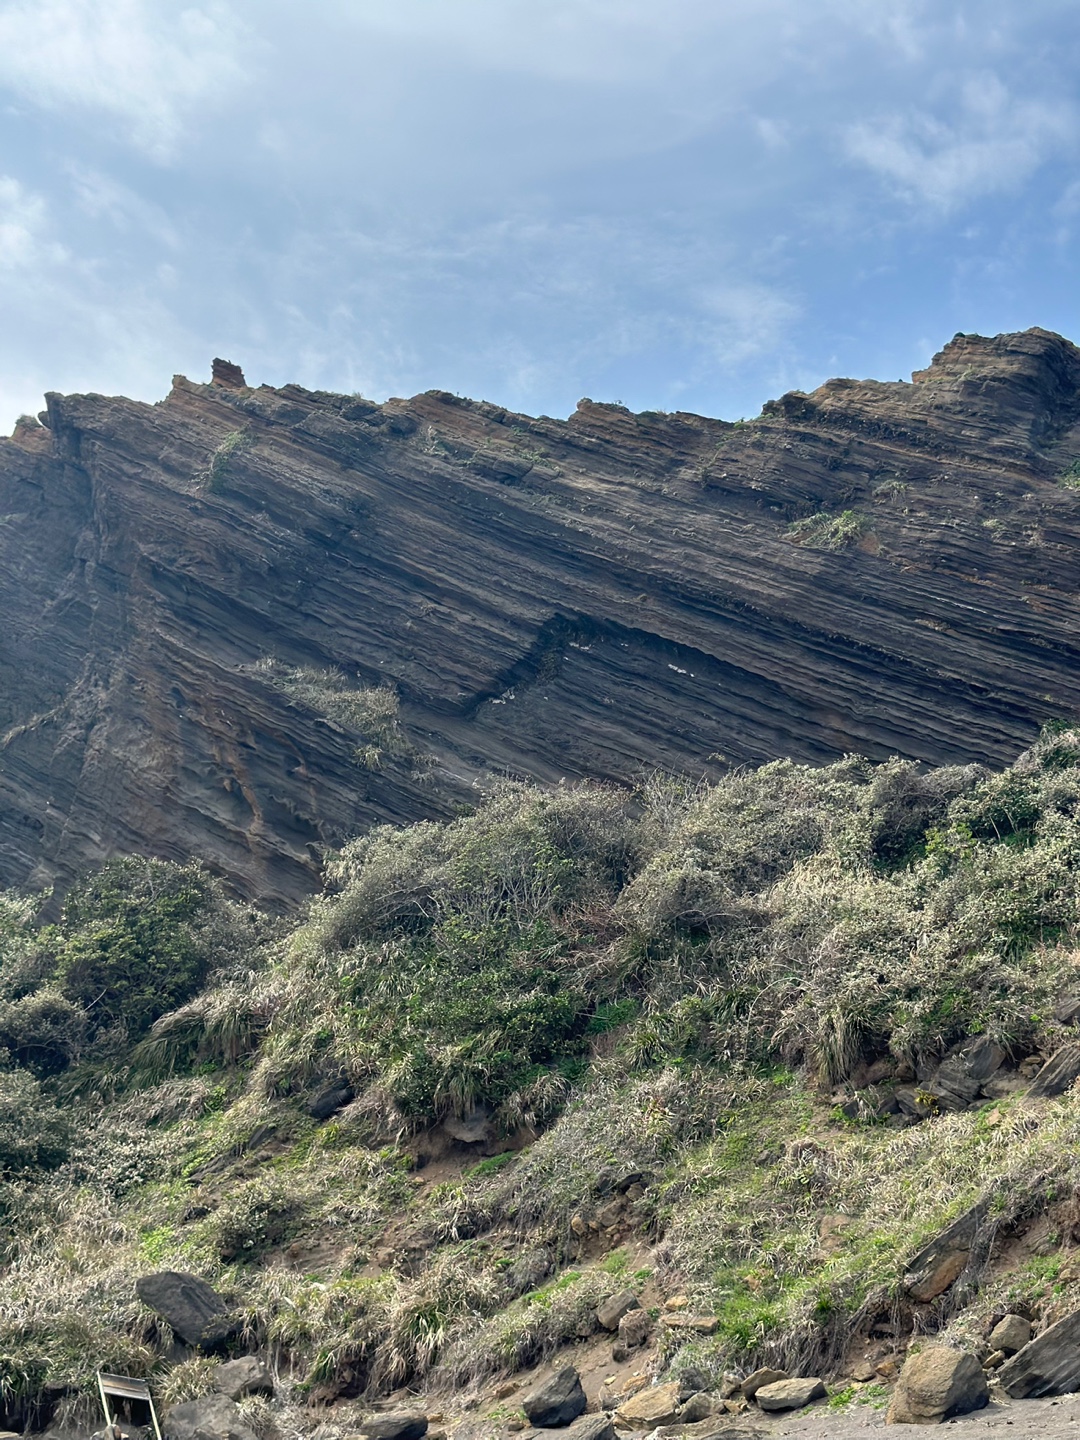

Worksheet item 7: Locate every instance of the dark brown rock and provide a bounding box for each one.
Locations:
[523,1369,587,1428]
[922,1036,1006,1112]
[902,1202,987,1302]
[596,1289,639,1330]
[999,1307,1080,1396]
[359,1417,428,1440]
[211,359,247,390]
[307,1077,354,1121]
[1028,1044,1080,1099]
[6,329,1080,904]
[136,1271,237,1348]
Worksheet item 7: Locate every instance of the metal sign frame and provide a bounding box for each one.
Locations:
[96,1372,163,1440]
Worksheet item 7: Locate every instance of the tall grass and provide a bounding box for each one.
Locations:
[0,734,1078,1415]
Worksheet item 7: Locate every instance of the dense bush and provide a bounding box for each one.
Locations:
[0,1070,70,1172]
[0,989,86,1076]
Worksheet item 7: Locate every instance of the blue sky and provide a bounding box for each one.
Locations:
[1,0,1079,427]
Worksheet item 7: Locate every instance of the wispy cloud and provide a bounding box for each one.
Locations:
[0,0,247,158]
[845,72,1076,211]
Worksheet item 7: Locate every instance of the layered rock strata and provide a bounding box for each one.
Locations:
[3,328,1080,905]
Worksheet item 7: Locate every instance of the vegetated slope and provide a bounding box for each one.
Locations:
[4,329,1080,905]
[3,734,1080,1432]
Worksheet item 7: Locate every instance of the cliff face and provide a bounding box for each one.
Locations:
[3,326,1080,907]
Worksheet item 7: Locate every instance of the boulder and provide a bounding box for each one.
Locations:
[676,1369,710,1403]
[886,1347,988,1425]
[524,1369,587,1428]
[1029,1044,1080,1099]
[307,1076,354,1121]
[999,1307,1080,1396]
[597,1290,640,1331]
[615,1383,682,1428]
[988,1314,1031,1357]
[562,1420,614,1440]
[214,1358,273,1401]
[359,1418,428,1440]
[923,1037,1005,1112]
[678,1393,714,1423]
[136,1272,238,1348]
[617,1307,652,1350]
[165,1395,257,1440]
[755,1378,826,1412]
[902,1203,986,1302]
[740,1368,787,1400]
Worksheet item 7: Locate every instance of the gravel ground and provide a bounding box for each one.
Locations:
[765,1393,1080,1438]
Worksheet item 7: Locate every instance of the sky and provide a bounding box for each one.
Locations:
[1,0,1080,427]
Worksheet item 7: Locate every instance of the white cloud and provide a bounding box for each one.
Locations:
[845,72,1076,211]
[0,0,247,158]
[0,176,51,269]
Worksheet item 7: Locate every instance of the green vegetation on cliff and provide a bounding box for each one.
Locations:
[2,731,1080,1427]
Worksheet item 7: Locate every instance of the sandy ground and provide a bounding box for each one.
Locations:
[765,1393,1080,1438]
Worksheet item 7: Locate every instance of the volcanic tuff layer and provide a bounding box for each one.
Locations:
[3,327,1080,905]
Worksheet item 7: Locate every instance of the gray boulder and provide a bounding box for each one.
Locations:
[988,1314,1031,1357]
[166,1395,257,1440]
[922,1036,1005,1112]
[886,1347,988,1425]
[755,1378,825,1412]
[214,1358,274,1401]
[1029,1044,1080,1099]
[561,1420,615,1440]
[999,1307,1080,1396]
[523,1368,587,1428]
[678,1393,714,1423]
[597,1290,639,1331]
[136,1272,238,1348]
[359,1418,427,1440]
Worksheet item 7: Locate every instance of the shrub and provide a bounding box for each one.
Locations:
[0,1070,71,1172]
[0,989,86,1076]
[786,509,867,549]
[50,859,213,1040]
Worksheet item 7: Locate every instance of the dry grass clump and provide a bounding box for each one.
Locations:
[252,659,407,769]
[436,1268,621,1389]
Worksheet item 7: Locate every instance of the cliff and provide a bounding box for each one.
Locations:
[3,327,1080,906]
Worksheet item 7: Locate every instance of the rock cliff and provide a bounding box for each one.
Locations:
[3,326,1080,906]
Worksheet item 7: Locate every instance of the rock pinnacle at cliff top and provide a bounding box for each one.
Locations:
[2,326,1080,905]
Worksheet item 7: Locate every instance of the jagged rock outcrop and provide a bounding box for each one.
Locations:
[3,328,1080,905]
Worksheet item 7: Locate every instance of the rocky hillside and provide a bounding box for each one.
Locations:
[3,739,1080,1437]
[4,329,1080,906]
